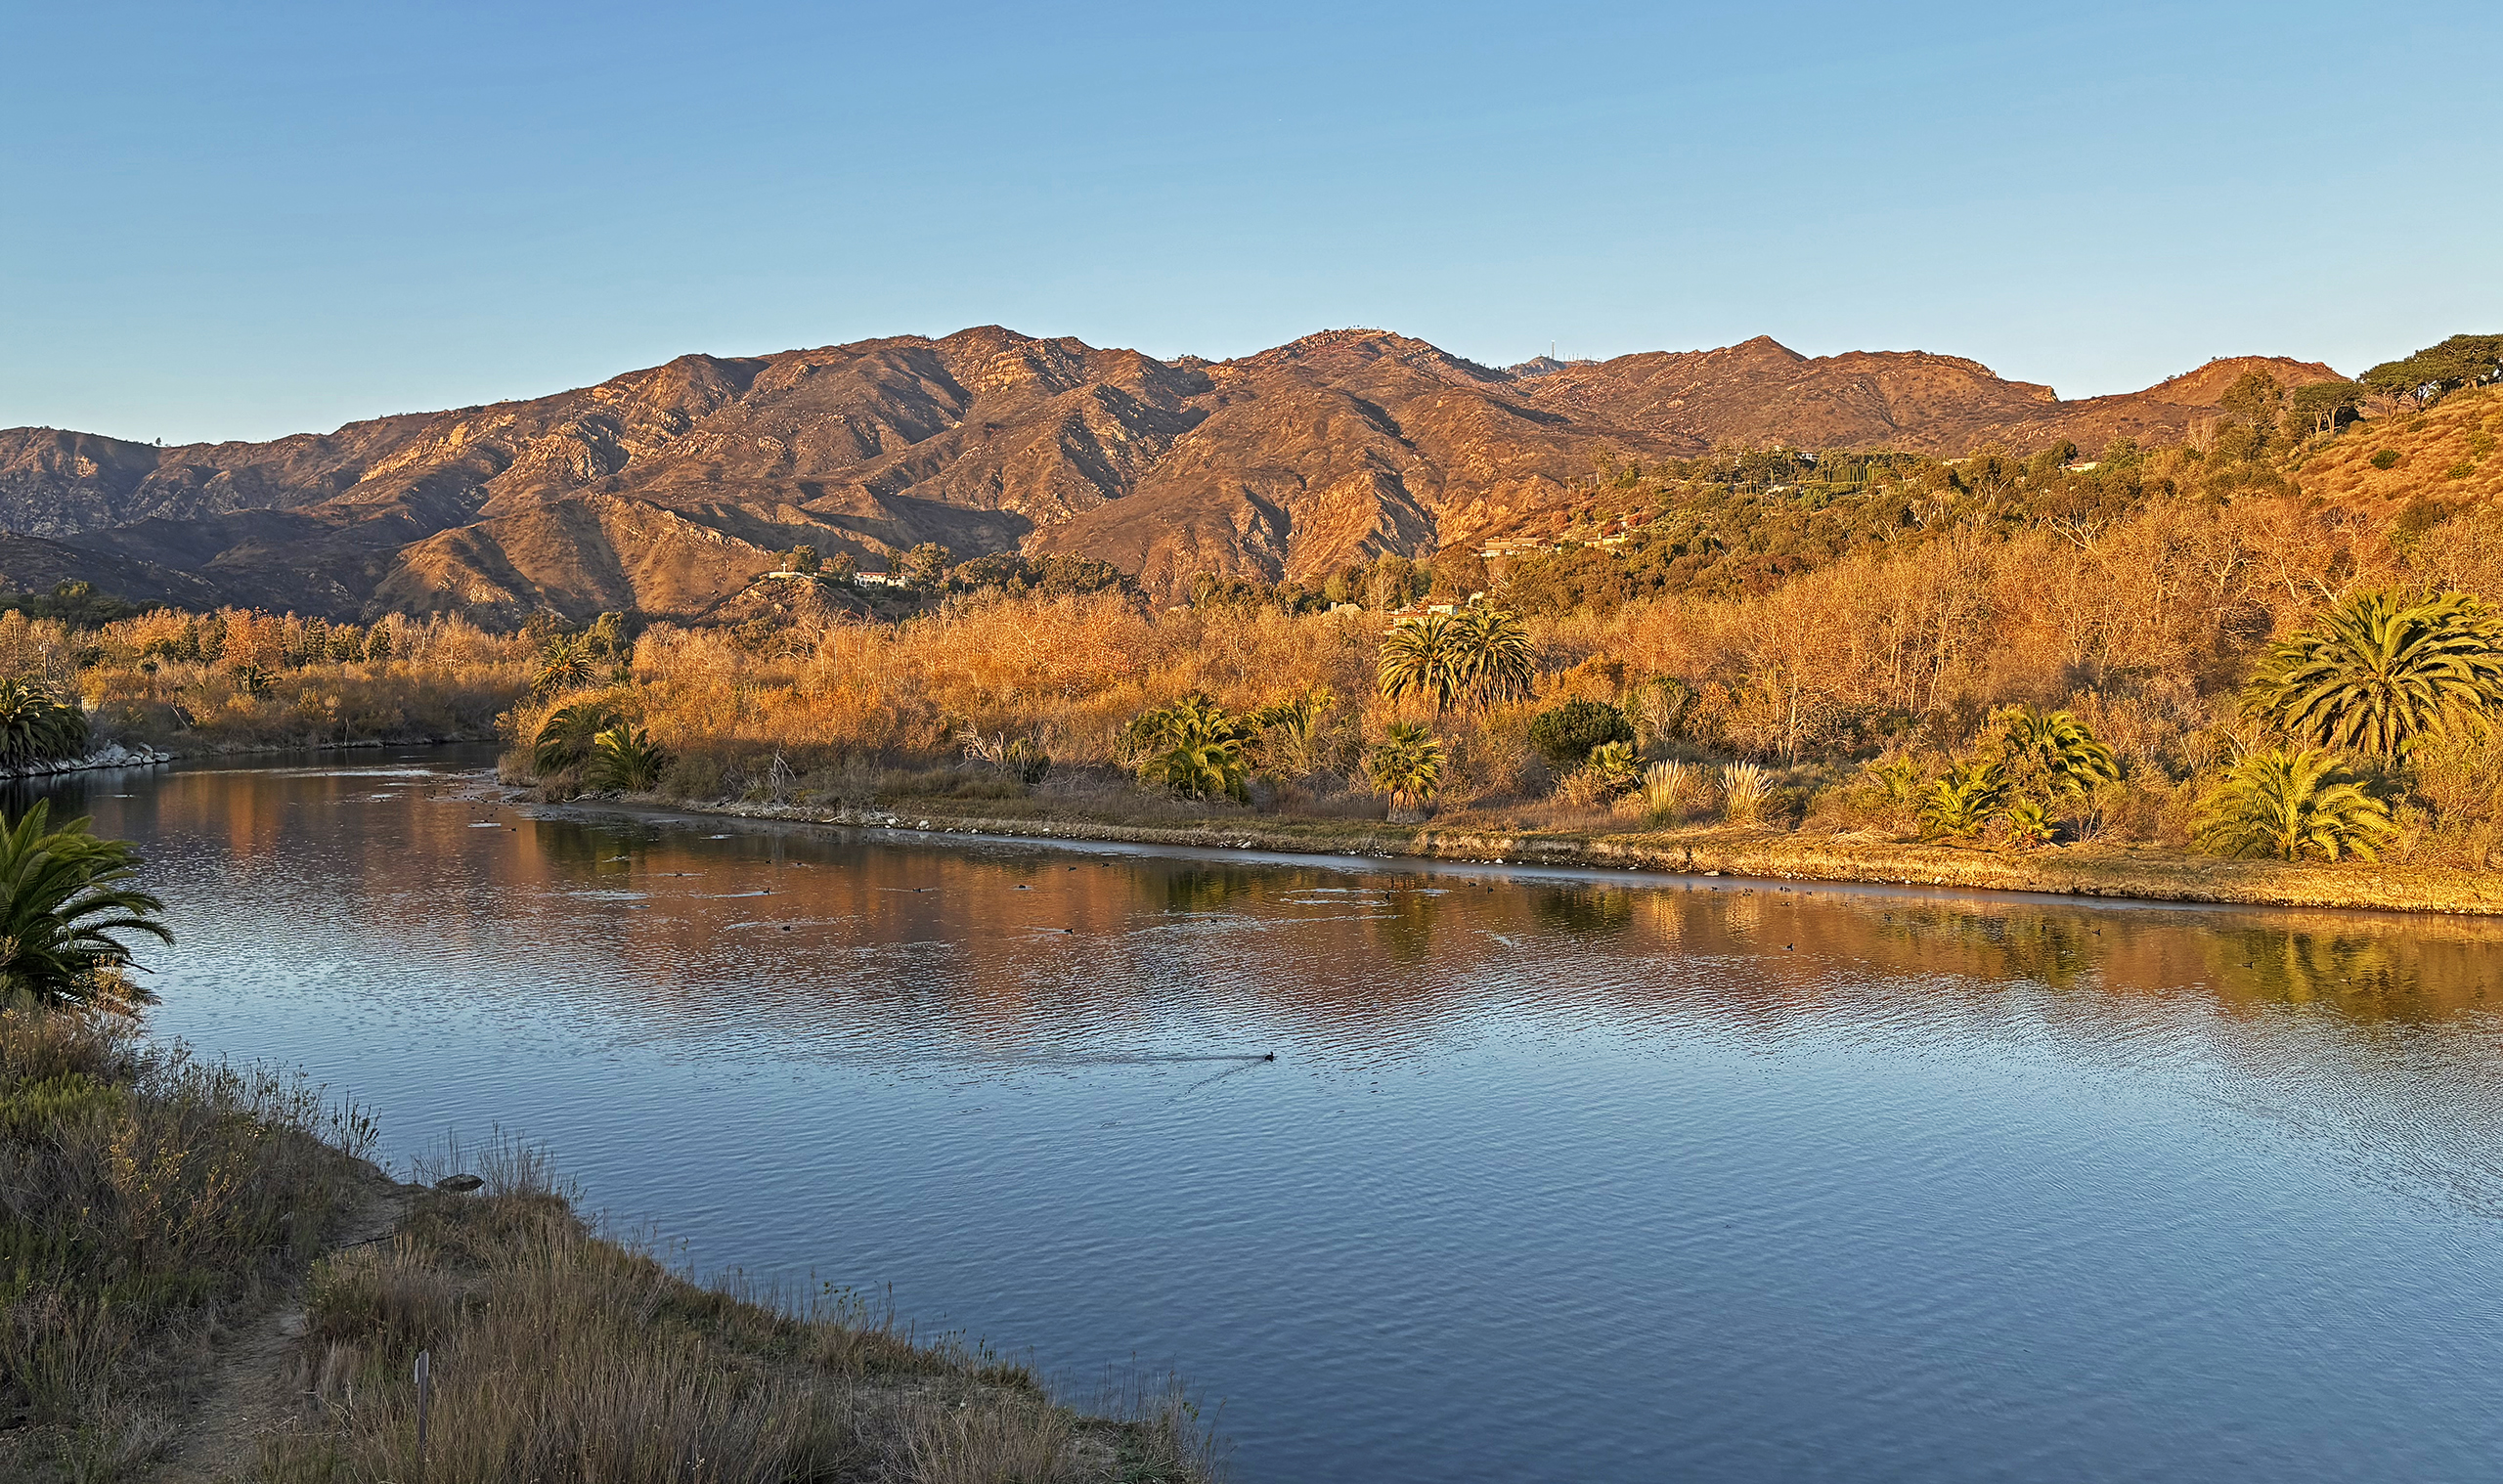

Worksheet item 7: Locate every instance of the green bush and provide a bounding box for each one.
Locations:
[1526,699,1634,768]
[2370,449,2401,470]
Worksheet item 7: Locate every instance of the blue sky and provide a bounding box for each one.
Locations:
[4,1,2497,444]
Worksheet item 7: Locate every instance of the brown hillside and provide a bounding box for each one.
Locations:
[0,327,2357,618]
[373,495,785,624]
[2294,384,2503,508]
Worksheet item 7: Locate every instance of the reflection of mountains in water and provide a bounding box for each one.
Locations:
[113,758,2503,1031]
[79,755,2503,1213]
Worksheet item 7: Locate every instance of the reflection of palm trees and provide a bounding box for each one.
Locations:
[1531,886,1635,938]
[1164,868,1261,915]
[1373,886,1439,964]
[2214,929,2411,1009]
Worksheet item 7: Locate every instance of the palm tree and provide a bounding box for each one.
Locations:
[1251,686,1337,774]
[2246,589,2503,758]
[1918,760,2004,839]
[2195,747,2394,862]
[533,634,599,696]
[0,679,89,768]
[1378,614,1462,712]
[1377,608,1534,713]
[0,802,172,1009]
[1126,695,1252,803]
[534,699,621,775]
[585,725,670,792]
[1994,706,2119,794]
[1446,607,1533,708]
[1366,722,1444,819]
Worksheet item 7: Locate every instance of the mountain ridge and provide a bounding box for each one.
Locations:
[0,328,2344,621]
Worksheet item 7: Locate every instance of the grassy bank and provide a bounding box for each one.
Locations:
[0,1008,1215,1483]
[632,786,2503,917]
[259,1145,1213,1484]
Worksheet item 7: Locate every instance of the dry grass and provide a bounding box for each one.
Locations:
[0,1007,377,1481]
[255,1142,1218,1484]
[23,608,534,753]
[2295,384,2503,506]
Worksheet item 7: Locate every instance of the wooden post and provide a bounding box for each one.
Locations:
[415,1348,432,1480]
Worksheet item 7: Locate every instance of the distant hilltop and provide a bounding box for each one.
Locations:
[0,327,2346,621]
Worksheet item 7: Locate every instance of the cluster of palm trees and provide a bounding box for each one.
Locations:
[1377,609,1533,714]
[1123,694,1256,803]
[533,698,669,793]
[1917,706,2121,846]
[2199,587,2503,862]
[1124,679,1457,820]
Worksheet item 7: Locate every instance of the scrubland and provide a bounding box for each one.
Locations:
[17,387,2503,907]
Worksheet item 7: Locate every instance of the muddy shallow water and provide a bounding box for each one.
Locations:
[41,750,2503,1482]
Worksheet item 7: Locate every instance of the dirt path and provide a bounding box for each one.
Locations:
[154,1167,420,1482]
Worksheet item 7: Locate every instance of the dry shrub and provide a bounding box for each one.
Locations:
[1554,767,1619,810]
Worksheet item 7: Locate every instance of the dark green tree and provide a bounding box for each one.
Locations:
[1526,699,1635,768]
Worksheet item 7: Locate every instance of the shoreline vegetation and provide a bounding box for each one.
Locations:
[8,370,2503,918]
[0,818,1217,1481]
[555,792,2503,919]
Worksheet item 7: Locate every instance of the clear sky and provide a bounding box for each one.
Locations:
[4,0,2497,445]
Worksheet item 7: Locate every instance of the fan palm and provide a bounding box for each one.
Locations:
[585,725,670,792]
[1127,694,1252,802]
[2246,589,2503,758]
[1366,722,1445,817]
[1918,760,2005,839]
[1994,706,2119,794]
[0,802,172,1009]
[2195,747,2394,862]
[534,699,621,775]
[0,679,90,768]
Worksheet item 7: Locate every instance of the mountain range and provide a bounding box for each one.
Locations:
[0,327,2338,622]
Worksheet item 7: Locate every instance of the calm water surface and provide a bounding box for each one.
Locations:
[34,751,2503,1482]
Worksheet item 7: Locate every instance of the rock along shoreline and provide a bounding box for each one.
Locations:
[0,742,176,779]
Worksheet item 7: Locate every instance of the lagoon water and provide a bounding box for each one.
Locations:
[32,750,2503,1481]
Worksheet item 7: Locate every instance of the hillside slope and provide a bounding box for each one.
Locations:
[0,328,2349,618]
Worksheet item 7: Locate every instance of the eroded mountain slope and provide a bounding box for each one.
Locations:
[1,327,2345,618]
